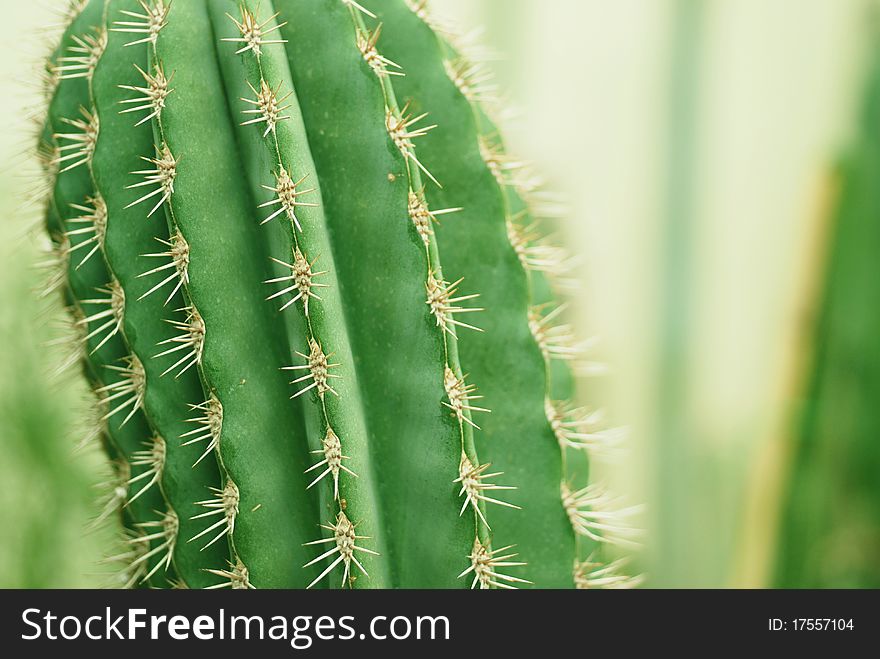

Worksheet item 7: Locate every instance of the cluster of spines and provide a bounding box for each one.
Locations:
[406,0,642,587]
[66,194,107,268]
[347,1,526,590]
[190,479,239,551]
[544,399,626,457]
[24,1,87,222]
[56,27,108,81]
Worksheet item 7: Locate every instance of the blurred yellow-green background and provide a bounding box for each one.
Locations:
[2,0,879,587]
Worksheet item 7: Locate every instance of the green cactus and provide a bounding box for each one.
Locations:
[36,0,639,589]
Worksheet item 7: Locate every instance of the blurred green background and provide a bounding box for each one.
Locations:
[2,0,879,588]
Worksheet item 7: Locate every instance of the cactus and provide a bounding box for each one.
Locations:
[36,0,639,589]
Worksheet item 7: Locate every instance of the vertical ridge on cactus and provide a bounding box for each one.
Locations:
[33,0,638,589]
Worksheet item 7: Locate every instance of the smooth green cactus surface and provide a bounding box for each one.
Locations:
[37,0,638,589]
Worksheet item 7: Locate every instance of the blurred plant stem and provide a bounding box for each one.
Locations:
[773,36,880,587]
[648,0,712,587]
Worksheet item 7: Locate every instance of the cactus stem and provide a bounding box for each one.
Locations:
[545,399,627,457]
[357,25,403,78]
[459,539,531,590]
[265,249,328,316]
[136,230,189,304]
[52,107,99,173]
[426,272,483,334]
[181,394,223,467]
[189,480,239,551]
[154,306,205,378]
[66,194,107,268]
[96,354,147,426]
[455,454,520,529]
[303,512,378,590]
[386,104,439,186]
[57,28,107,80]
[217,0,387,587]
[349,1,498,567]
[431,15,642,578]
[561,483,644,549]
[444,57,497,105]
[112,0,170,47]
[259,167,318,229]
[407,190,460,246]
[241,78,292,137]
[127,434,167,505]
[222,6,287,59]
[124,144,178,217]
[528,303,588,362]
[284,339,341,400]
[118,62,173,126]
[306,427,357,500]
[48,0,180,586]
[507,212,577,279]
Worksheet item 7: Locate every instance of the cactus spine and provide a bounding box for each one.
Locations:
[36,0,638,588]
